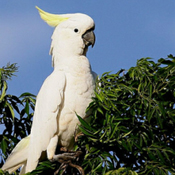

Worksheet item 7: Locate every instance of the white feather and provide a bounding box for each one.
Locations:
[1,135,30,173]
[2,8,96,175]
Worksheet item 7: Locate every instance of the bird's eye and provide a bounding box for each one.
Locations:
[74,28,79,33]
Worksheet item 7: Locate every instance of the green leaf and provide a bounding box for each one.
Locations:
[1,139,7,154]
[110,122,120,139]
[95,91,104,102]
[78,125,95,138]
[77,114,94,131]
[6,102,15,120]
[0,81,7,101]
[92,162,103,173]
[122,129,133,138]
[19,92,36,98]
[25,100,30,115]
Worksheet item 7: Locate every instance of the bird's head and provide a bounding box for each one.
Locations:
[36,6,95,59]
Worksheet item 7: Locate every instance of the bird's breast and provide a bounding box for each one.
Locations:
[58,71,95,149]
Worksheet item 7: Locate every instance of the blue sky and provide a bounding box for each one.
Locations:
[1,1,175,96]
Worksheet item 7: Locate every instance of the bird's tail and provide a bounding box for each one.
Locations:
[1,135,30,175]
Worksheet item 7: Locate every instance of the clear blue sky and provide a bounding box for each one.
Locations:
[1,1,175,96]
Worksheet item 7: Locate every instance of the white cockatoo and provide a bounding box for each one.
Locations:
[2,6,96,174]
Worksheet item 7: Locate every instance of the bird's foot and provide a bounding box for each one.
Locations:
[54,162,85,175]
[75,132,84,142]
[51,148,84,175]
[51,152,77,163]
[59,147,83,161]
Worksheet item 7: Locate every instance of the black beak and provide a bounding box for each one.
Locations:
[82,29,95,48]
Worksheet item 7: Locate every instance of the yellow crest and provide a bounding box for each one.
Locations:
[36,6,69,27]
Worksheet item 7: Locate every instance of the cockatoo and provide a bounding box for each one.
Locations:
[2,6,96,174]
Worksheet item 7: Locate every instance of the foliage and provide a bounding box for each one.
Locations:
[0,63,36,167]
[76,54,175,175]
[1,55,175,175]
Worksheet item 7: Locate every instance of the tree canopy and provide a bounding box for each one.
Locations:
[0,63,35,167]
[1,55,175,175]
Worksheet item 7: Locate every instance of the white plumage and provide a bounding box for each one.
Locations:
[2,6,96,174]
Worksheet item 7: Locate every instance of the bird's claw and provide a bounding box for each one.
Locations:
[52,150,84,175]
[51,152,76,163]
[75,132,84,142]
[69,162,85,175]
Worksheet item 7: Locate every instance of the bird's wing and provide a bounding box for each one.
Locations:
[92,71,98,80]
[26,70,66,171]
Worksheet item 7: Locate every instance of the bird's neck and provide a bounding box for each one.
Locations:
[52,54,92,75]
